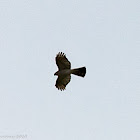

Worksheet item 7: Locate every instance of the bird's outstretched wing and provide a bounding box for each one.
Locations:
[55,75,71,90]
[55,52,71,70]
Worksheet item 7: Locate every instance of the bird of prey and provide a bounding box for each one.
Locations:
[54,52,86,90]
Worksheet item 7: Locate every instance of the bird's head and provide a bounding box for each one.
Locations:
[54,71,58,76]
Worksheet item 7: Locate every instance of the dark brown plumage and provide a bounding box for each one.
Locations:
[54,52,86,90]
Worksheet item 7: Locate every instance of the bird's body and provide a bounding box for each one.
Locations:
[54,69,72,76]
[54,52,86,90]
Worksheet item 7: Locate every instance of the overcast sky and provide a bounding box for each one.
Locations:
[0,0,140,140]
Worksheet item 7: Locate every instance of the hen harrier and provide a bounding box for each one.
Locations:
[54,52,86,90]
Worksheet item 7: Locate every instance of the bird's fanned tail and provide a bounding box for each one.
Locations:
[71,67,86,77]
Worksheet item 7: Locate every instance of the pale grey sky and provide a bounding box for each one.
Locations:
[0,0,140,140]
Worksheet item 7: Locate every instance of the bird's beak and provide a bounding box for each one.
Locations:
[54,72,57,76]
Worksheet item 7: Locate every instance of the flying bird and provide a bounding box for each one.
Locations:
[54,52,86,90]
